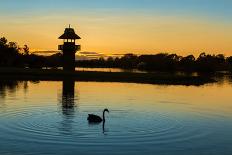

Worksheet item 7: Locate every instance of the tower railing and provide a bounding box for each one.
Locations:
[58,44,81,51]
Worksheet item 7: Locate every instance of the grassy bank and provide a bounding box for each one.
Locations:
[0,67,216,86]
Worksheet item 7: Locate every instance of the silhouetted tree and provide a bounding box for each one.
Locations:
[23,45,29,55]
[0,37,7,45]
[196,53,226,72]
[0,37,52,68]
[0,37,21,66]
[179,55,196,71]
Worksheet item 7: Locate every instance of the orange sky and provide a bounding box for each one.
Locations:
[1,1,232,56]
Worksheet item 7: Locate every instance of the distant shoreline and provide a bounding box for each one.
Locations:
[0,67,216,86]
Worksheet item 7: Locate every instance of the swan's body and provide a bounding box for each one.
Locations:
[88,109,109,123]
[87,114,102,122]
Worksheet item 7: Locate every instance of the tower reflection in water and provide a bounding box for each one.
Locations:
[59,79,77,134]
[62,79,75,114]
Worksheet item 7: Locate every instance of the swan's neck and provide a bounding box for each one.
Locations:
[103,110,106,122]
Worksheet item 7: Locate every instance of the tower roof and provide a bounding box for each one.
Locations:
[59,26,81,39]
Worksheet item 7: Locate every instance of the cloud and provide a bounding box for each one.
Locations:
[79,51,99,55]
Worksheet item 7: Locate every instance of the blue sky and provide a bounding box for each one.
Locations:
[1,0,231,19]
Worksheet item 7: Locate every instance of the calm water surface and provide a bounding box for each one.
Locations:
[0,80,232,155]
[75,67,144,73]
[42,67,146,73]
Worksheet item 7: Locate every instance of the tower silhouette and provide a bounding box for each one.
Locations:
[58,25,81,71]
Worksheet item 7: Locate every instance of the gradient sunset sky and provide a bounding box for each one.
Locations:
[0,0,232,56]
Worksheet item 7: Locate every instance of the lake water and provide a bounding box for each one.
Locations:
[0,79,232,155]
[42,67,146,73]
[75,67,144,73]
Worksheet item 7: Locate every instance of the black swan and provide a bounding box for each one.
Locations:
[88,109,109,123]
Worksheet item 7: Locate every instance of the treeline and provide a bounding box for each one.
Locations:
[0,37,61,68]
[1,37,232,72]
[77,53,232,72]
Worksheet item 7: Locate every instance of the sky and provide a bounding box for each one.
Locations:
[0,0,232,56]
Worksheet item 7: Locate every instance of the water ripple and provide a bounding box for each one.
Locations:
[0,105,211,148]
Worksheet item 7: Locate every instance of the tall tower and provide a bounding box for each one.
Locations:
[58,25,81,71]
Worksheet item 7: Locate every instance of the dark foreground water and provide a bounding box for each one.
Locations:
[0,80,232,155]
